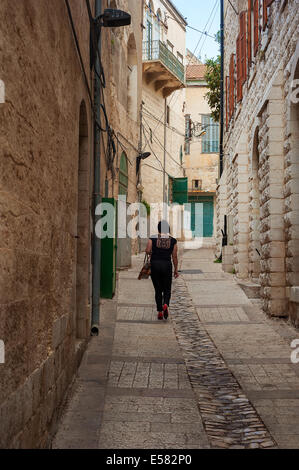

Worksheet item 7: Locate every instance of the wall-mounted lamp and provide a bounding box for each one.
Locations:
[136,152,151,174]
[98,9,131,28]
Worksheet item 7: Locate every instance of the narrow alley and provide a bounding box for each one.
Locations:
[53,246,299,450]
[1,0,299,454]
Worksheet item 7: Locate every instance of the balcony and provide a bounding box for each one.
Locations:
[142,40,185,98]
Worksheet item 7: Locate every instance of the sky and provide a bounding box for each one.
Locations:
[172,0,221,62]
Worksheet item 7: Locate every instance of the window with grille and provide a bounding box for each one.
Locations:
[201,115,219,154]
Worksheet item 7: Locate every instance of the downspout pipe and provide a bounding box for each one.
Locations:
[219,0,224,178]
[91,0,102,336]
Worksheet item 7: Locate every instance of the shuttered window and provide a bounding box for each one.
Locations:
[202,115,219,154]
[263,0,275,30]
[236,34,242,102]
[248,0,252,68]
[253,0,259,56]
[226,75,229,130]
[240,11,247,85]
[229,54,235,120]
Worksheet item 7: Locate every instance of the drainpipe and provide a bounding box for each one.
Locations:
[163,98,167,216]
[91,0,102,336]
[219,0,224,178]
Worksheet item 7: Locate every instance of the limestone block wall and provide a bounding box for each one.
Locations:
[141,84,186,206]
[216,0,299,322]
[284,41,299,326]
[0,0,92,448]
[258,89,287,317]
[101,0,143,257]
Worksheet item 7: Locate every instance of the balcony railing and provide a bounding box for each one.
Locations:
[142,40,185,84]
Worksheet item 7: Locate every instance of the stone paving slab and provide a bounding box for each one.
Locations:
[187,280,251,306]
[197,306,250,323]
[111,322,182,358]
[117,305,157,322]
[98,396,209,449]
[204,324,292,360]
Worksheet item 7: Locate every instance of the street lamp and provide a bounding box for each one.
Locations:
[98,9,131,28]
[136,152,151,174]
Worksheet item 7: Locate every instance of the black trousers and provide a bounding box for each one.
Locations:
[151,260,172,312]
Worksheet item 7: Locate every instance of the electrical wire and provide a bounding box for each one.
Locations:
[142,126,165,172]
[142,123,185,179]
[143,0,220,142]
[142,119,184,170]
[227,0,239,16]
[156,0,220,152]
[143,107,185,137]
[166,15,218,41]
[65,0,93,104]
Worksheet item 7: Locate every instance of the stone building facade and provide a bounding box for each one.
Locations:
[216,0,299,325]
[0,0,142,448]
[102,0,143,264]
[140,0,186,209]
[184,64,219,238]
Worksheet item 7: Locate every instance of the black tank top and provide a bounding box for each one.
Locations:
[150,235,177,262]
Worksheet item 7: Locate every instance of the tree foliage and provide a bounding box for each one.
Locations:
[204,55,221,123]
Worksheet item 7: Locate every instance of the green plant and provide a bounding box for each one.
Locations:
[204,55,221,123]
[214,258,222,264]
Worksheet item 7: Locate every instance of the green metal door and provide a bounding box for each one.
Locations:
[100,198,117,299]
[190,196,214,238]
[172,177,188,205]
[203,200,214,237]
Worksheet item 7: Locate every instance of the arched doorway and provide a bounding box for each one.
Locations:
[249,127,261,280]
[119,152,129,196]
[127,33,138,122]
[76,101,90,339]
[117,152,131,268]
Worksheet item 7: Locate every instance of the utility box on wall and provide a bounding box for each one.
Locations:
[100,198,117,299]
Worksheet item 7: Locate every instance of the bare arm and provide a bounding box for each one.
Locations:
[172,244,179,278]
[146,239,152,256]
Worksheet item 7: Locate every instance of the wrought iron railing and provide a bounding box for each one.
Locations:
[142,40,185,84]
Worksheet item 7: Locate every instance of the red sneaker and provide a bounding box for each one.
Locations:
[163,304,169,320]
[158,312,163,321]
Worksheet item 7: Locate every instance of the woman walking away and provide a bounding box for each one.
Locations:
[146,220,179,321]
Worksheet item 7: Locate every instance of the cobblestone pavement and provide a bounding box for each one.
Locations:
[53,246,299,449]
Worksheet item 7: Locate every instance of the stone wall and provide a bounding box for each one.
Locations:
[184,84,219,194]
[140,0,186,208]
[0,0,144,448]
[217,0,299,322]
[101,0,143,258]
